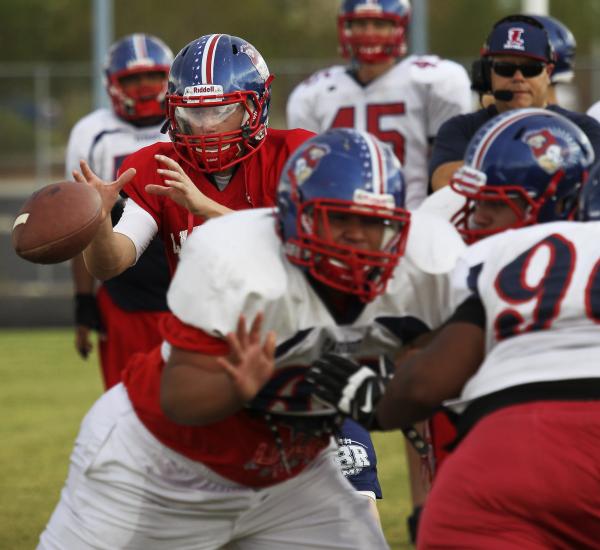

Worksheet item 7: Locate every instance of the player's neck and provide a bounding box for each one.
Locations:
[353,59,396,85]
[308,275,365,325]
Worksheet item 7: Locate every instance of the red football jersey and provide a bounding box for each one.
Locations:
[122,314,330,488]
[120,128,314,273]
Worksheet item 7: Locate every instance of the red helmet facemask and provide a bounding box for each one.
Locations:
[107,68,169,122]
[450,166,566,244]
[167,81,272,173]
[289,198,411,302]
[338,13,409,63]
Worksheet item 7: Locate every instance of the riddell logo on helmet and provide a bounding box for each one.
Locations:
[354,189,395,209]
[183,85,224,97]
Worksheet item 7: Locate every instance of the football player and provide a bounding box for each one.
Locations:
[76,33,313,280]
[38,128,465,549]
[286,0,472,209]
[308,110,598,548]
[66,33,173,389]
[74,32,390,511]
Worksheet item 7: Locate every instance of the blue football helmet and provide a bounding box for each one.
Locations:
[450,108,594,243]
[278,128,410,302]
[577,162,600,221]
[338,0,411,63]
[104,34,173,123]
[166,34,274,173]
[531,15,576,83]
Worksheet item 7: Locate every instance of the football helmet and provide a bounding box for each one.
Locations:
[450,108,594,243]
[166,34,274,173]
[577,162,600,221]
[104,34,173,123]
[338,0,411,63]
[277,128,410,302]
[530,15,576,83]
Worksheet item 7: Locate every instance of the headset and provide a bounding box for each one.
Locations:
[471,15,555,96]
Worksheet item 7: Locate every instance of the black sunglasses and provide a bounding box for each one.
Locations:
[492,61,546,78]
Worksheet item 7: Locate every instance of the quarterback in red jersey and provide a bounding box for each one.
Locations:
[77,33,312,277]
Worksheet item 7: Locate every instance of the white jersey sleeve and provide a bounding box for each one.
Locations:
[406,55,473,138]
[64,108,168,181]
[112,199,159,261]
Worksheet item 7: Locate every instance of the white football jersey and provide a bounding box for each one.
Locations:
[65,108,169,181]
[448,221,600,411]
[168,208,465,415]
[286,56,472,209]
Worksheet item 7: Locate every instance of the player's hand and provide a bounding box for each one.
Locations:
[74,293,100,359]
[306,354,394,430]
[147,155,231,219]
[75,325,93,359]
[216,313,276,403]
[73,160,136,223]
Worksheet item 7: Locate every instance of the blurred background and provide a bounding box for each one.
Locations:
[2,0,600,326]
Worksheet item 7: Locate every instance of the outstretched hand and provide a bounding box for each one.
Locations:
[146,154,231,219]
[216,313,277,403]
[73,159,136,222]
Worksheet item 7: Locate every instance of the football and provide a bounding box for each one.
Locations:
[12,181,103,264]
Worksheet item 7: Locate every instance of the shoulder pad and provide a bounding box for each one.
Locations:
[300,65,346,87]
[408,56,469,84]
[167,209,287,337]
[404,210,466,274]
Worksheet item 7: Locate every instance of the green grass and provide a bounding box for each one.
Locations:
[0,329,412,549]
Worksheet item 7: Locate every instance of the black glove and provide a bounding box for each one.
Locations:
[74,293,101,330]
[306,353,394,430]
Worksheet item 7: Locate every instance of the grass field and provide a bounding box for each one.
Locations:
[0,329,413,549]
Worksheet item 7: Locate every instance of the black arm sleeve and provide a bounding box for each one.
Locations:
[444,295,486,329]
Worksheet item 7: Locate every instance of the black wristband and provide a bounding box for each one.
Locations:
[74,293,100,329]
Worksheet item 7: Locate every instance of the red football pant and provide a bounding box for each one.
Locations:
[418,400,600,549]
[97,286,169,390]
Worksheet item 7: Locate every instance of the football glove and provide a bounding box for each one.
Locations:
[306,353,394,430]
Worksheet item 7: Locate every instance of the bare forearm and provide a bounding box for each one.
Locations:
[376,362,440,430]
[71,253,95,293]
[83,218,136,280]
[377,323,484,430]
[192,198,232,219]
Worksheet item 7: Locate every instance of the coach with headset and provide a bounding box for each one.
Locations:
[429,14,600,192]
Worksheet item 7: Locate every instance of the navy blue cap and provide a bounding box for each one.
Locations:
[483,20,553,62]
